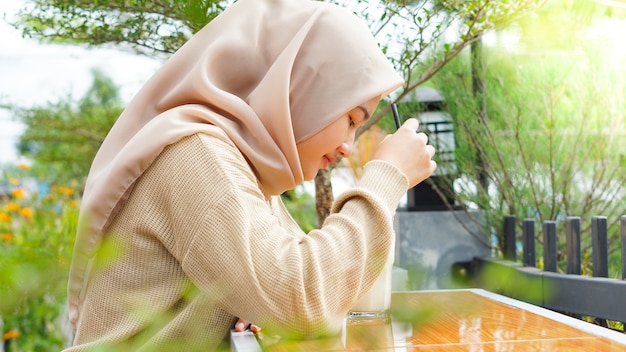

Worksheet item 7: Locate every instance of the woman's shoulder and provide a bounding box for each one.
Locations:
[169,130,240,157]
[154,131,259,190]
[163,131,245,167]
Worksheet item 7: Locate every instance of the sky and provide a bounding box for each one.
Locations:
[0,0,162,165]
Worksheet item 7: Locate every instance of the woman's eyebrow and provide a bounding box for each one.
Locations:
[357,106,370,120]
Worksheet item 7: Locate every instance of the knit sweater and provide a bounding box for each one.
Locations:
[65,132,407,351]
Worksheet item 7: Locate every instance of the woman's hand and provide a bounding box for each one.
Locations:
[371,118,437,189]
[234,318,261,333]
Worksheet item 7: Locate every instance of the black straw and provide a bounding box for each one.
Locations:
[391,103,401,130]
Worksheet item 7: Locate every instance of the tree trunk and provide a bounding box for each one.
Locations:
[471,37,489,192]
[314,168,334,227]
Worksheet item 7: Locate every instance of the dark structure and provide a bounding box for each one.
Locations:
[400,86,457,211]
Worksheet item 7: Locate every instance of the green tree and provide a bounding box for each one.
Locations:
[322,0,545,223]
[16,0,228,56]
[431,0,626,267]
[10,0,544,224]
[13,69,123,184]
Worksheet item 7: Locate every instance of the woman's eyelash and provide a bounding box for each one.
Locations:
[349,116,356,127]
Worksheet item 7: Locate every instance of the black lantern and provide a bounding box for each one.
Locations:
[402,87,458,211]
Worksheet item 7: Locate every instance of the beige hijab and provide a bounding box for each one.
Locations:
[67,0,403,327]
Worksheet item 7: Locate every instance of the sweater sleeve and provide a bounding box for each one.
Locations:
[169,134,407,338]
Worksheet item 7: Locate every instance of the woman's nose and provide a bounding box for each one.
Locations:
[337,141,353,157]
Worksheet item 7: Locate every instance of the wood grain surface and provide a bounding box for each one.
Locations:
[263,289,626,351]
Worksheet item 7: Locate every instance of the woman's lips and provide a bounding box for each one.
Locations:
[322,155,334,168]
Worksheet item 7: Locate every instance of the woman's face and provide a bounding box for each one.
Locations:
[296,96,381,181]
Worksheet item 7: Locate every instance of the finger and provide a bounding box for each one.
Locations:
[236,319,261,333]
[235,320,248,332]
[401,118,420,131]
[426,144,436,157]
[416,132,429,144]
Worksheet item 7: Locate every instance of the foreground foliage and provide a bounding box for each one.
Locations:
[1,164,78,350]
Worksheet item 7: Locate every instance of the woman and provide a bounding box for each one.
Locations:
[65,0,436,350]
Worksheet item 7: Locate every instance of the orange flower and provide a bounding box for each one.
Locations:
[1,233,12,241]
[16,162,31,170]
[3,330,21,340]
[68,200,79,207]
[0,212,10,223]
[6,202,20,212]
[9,178,20,186]
[11,188,26,199]
[19,207,33,218]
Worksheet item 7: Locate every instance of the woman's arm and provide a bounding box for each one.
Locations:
[164,134,405,338]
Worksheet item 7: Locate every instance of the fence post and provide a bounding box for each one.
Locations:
[591,216,608,278]
[503,215,516,261]
[565,217,581,275]
[543,221,558,272]
[0,316,3,352]
[522,219,535,267]
[621,215,626,280]
[591,216,609,327]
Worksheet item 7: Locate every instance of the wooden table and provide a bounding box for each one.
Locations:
[235,289,626,351]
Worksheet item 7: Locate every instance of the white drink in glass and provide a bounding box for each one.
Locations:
[349,235,395,317]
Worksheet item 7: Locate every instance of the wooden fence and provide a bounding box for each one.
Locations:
[458,214,626,328]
